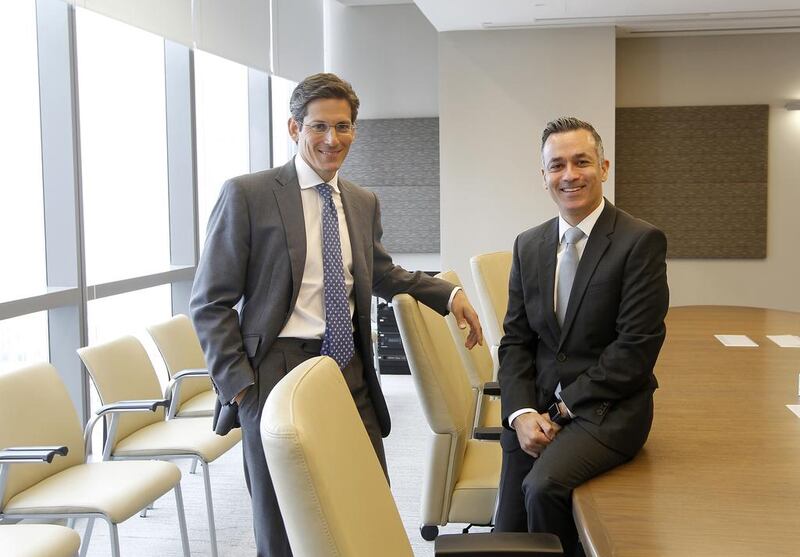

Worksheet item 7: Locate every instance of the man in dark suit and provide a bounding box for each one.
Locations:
[495,117,669,556]
[190,73,482,557]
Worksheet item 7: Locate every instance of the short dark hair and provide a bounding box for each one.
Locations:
[541,117,605,161]
[289,73,360,124]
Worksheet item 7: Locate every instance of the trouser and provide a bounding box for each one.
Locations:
[237,338,387,557]
[495,422,629,557]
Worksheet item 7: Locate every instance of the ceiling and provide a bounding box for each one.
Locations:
[336,0,800,36]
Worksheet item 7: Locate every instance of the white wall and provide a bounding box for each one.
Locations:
[325,0,438,119]
[439,27,616,298]
[617,34,800,311]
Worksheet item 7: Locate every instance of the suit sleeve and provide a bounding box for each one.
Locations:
[560,227,669,420]
[369,192,453,315]
[497,236,540,428]
[190,180,256,403]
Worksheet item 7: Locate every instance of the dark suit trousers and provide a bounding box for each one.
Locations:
[237,338,387,557]
[495,422,629,557]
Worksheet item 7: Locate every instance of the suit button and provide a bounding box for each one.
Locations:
[556,353,566,362]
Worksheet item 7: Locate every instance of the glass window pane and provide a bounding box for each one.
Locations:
[270,75,298,168]
[0,312,50,373]
[195,49,251,247]
[0,1,47,300]
[76,9,170,284]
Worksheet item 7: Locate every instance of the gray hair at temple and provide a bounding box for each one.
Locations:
[540,117,605,162]
[289,73,360,125]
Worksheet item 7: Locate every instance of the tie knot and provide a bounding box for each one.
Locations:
[563,227,584,246]
[316,182,333,201]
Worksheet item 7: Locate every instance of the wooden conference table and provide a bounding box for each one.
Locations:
[573,306,800,557]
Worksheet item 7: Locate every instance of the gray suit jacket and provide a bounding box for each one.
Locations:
[190,158,453,437]
[498,200,669,456]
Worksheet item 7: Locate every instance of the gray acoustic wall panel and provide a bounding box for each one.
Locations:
[341,118,439,253]
[616,105,768,259]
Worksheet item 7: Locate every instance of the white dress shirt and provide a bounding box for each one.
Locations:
[509,198,605,428]
[278,155,356,339]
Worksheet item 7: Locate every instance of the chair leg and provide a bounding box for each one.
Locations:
[200,459,219,557]
[173,482,191,557]
[79,518,95,557]
[139,501,155,518]
[107,521,121,557]
[189,459,198,475]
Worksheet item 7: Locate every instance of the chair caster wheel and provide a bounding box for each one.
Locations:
[420,525,439,541]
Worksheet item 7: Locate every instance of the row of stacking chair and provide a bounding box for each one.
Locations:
[0,315,239,557]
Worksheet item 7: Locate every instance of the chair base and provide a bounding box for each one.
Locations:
[421,524,439,541]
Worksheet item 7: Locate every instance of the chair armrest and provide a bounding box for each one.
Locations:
[435,532,563,556]
[0,446,68,463]
[164,368,211,419]
[171,368,209,381]
[96,399,169,417]
[84,399,169,458]
[482,381,500,396]
[473,426,502,441]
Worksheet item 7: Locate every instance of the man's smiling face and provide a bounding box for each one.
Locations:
[541,129,609,225]
[289,98,355,182]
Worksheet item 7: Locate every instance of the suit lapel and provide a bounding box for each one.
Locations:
[538,219,560,342]
[273,159,306,312]
[339,179,370,308]
[559,201,615,346]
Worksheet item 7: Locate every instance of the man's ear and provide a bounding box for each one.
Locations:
[288,117,299,142]
[600,159,610,182]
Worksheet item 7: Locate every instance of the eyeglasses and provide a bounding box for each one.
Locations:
[301,121,356,135]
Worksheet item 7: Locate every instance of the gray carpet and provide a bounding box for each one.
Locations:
[75,375,484,556]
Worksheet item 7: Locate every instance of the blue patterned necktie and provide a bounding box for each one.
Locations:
[316,183,355,369]
[556,227,585,327]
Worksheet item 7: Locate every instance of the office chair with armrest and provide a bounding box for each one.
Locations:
[77,336,242,557]
[0,363,189,557]
[261,356,562,557]
[470,251,512,374]
[438,270,501,430]
[0,523,81,557]
[392,293,502,541]
[146,314,216,419]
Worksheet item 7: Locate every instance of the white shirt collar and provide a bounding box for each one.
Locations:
[294,154,340,192]
[558,198,605,243]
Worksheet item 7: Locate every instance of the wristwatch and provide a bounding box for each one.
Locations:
[548,402,571,426]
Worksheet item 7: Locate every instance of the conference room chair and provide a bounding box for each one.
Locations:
[261,355,562,557]
[146,314,215,419]
[0,363,189,557]
[0,523,81,557]
[77,336,243,557]
[392,293,501,541]
[438,270,501,430]
[469,251,513,372]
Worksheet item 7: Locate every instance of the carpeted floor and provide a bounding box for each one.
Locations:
[76,374,484,556]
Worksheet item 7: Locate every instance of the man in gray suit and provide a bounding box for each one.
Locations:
[190,73,482,557]
[495,117,669,556]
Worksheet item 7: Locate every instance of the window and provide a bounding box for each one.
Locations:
[270,75,298,167]
[76,9,170,284]
[194,49,251,246]
[0,312,49,373]
[0,0,46,300]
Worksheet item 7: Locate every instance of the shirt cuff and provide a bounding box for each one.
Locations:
[508,408,536,429]
[446,286,461,312]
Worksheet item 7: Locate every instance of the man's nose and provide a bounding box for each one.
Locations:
[322,127,341,143]
[563,163,580,180]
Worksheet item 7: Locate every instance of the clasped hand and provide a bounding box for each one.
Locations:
[513,412,562,458]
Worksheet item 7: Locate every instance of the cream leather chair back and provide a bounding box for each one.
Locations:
[470,251,512,350]
[393,294,499,536]
[78,336,165,449]
[438,271,495,388]
[261,356,413,557]
[0,363,85,508]
[147,314,213,411]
